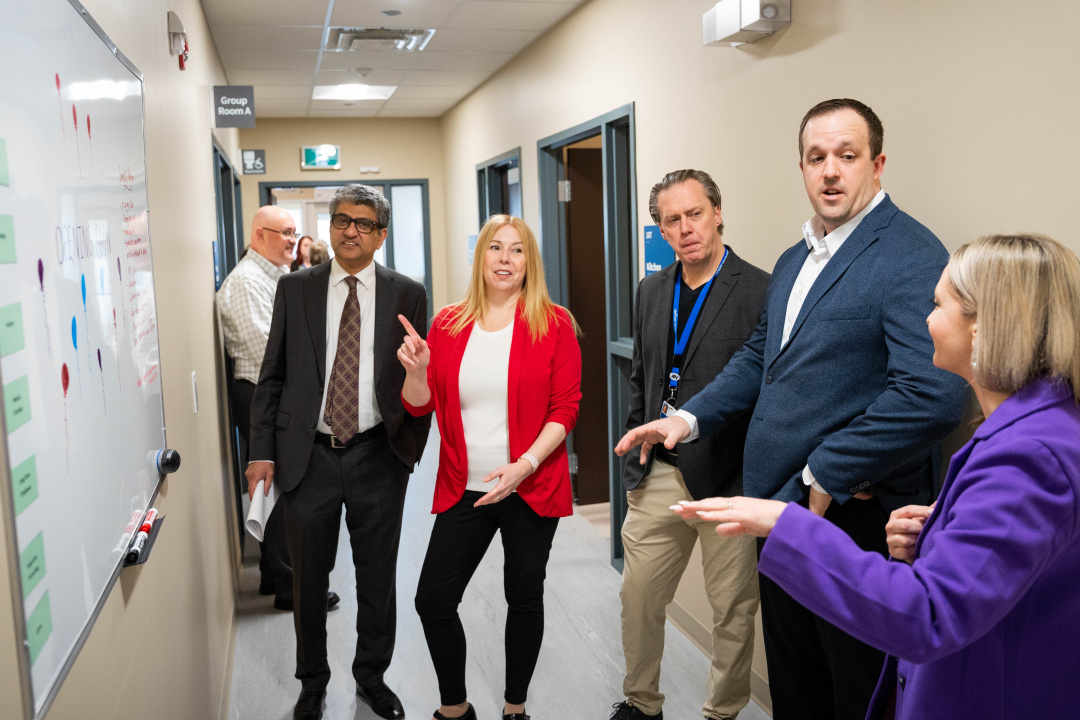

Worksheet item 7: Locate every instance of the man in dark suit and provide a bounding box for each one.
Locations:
[615,100,969,720]
[247,184,431,720]
[610,170,769,720]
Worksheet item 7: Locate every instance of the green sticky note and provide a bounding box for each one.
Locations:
[0,303,24,357]
[26,591,52,665]
[12,455,38,515]
[0,215,13,264]
[3,375,31,433]
[19,532,45,599]
[0,138,8,186]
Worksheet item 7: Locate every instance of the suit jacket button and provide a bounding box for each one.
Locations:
[765,375,774,384]
[898,674,906,688]
[308,422,315,429]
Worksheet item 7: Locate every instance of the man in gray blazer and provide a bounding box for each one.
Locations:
[616,101,969,720]
[247,185,431,720]
[610,170,770,720]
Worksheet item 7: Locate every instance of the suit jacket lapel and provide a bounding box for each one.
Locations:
[770,197,899,366]
[372,263,396,389]
[683,252,741,368]
[648,264,677,372]
[303,263,331,385]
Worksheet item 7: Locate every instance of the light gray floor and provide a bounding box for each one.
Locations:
[228,428,771,720]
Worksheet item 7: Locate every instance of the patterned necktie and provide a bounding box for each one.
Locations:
[324,275,361,441]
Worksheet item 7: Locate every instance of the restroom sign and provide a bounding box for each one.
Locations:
[214,86,255,128]
[242,149,265,175]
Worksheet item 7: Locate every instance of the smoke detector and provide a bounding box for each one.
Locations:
[327,27,435,52]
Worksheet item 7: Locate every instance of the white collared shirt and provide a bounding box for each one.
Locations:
[676,190,885,499]
[216,249,289,383]
[782,189,885,346]
[316,258,382,435]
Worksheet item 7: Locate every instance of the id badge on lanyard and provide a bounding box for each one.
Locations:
[661,248,728,419]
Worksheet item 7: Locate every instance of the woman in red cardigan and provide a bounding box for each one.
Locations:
[397,214,581,720]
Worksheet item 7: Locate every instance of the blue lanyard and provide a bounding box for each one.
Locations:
[670,247,728,388]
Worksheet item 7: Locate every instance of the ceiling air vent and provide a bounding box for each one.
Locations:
[326,27,435,52]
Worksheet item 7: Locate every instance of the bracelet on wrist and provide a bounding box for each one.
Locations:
[519,452,540,474]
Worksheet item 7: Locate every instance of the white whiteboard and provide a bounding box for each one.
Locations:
[0,1,167,716]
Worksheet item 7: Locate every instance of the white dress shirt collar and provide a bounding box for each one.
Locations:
[802,189,886,256]
[329,256,376,291]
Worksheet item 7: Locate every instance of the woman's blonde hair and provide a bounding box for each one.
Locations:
[948,233,1080,402]
[445,215,579,341]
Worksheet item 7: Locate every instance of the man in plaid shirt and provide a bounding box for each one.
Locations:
[218,206,338,612]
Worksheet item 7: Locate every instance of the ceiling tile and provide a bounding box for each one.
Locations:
[330,0,461,28]
[255,110,310,118]
[377,108,451,118]
[380,96,455,111]
[218,49,321,71]
[390,85,469,100]
[443,1,578,31]
[228,70,316,86]
[202,0,332,26]
[309,99,388,111]
[318,50,419,72]
[315,69,408,86]
[411,51,513,72]
[210,24,325,51]
[400,70,491,87]
[423,27,540,54]
[308,110,381,118]
[254,86,314,101]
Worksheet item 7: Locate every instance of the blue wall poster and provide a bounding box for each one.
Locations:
[643,225,675,276]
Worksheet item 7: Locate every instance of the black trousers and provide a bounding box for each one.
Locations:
[415,491,559,706]
[282,432,409,691]
[233,379,292,599]
[759,497,889,720]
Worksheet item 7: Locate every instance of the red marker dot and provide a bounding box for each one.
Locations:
[62,364,70,396]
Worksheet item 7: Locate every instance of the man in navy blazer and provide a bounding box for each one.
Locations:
[615,99,968,720]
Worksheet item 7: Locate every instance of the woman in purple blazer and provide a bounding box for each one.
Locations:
[675,233,1080,720]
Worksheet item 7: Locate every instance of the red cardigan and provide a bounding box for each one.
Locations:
[403,304,581,517]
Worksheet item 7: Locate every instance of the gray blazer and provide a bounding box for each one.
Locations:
[623,246,769,500]
[249,261,432,493]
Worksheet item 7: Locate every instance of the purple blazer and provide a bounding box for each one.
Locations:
[758,377,1080,719]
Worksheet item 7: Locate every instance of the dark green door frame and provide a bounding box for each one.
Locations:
[537,104,638,570]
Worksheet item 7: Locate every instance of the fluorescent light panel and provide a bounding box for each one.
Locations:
[312,84,397,101]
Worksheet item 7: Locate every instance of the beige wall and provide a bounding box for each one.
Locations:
[439,0,1080,707]
[237,118,450,308]
[1,0,241,718]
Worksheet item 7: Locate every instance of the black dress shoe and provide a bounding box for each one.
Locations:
[433,705,476,720]
[356,681,404,719]
[503,712,530,720]
[259,579,275,596]
[293,688,325,720]
[274,591,340,612]
[610,701,662,719]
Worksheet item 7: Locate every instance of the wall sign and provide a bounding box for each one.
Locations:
[301,144,341,171]
[213,85,255,128]
[644,225,675,275]
[241,149,265,175]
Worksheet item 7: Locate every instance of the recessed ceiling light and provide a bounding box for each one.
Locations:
[312,84,397,101]
[382,10,402,17]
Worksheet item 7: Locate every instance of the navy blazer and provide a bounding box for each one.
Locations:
[681,195,969,513]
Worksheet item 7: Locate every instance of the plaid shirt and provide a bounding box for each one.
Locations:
[217,250,289,383]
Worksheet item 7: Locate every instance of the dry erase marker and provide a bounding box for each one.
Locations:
[115,510,144,552]
[126,508,157,564]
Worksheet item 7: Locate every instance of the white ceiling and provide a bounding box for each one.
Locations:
[201,0,585,118]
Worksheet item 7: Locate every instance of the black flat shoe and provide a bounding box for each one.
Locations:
[356,681,405,719]
[293,688,325,720]
[433,705,477,720]
[503,712,530,720]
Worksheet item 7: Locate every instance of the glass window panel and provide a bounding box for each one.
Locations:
[389,184,426,286]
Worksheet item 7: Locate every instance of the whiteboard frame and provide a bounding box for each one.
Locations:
[0,1,169,717]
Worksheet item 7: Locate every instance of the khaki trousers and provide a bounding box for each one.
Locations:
[620,460,759,719]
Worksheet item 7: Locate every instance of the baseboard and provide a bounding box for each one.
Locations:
[666,601,773,717]
[218,603,239,720]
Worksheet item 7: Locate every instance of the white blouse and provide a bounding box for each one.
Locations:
[458,319,514,492]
